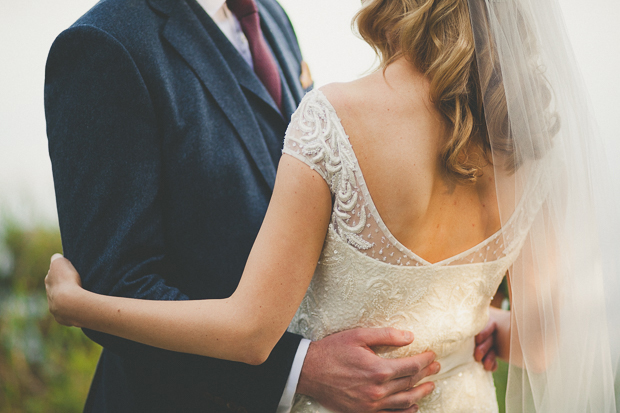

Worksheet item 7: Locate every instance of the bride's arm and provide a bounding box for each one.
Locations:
[46,155,332,365]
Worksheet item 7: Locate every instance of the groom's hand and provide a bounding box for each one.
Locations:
[474,319,499,372]
[296,328,439,413]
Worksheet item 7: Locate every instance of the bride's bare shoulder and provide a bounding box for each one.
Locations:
[316,82,356,114]
[318,74,382,119]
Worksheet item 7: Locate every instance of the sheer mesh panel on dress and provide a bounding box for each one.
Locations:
[282,90,543,268]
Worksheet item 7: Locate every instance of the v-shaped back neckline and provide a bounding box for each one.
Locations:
[313,89,522,267]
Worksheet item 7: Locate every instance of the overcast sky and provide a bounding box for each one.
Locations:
[0,0,618,225]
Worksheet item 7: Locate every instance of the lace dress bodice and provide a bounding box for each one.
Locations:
[282,90,547,413]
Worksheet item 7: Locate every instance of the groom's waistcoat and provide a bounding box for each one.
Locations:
[44,0,309,411]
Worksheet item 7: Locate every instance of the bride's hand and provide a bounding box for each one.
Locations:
[45,254,84,327]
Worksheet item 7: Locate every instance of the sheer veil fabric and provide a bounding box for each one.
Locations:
[466,0,620,410]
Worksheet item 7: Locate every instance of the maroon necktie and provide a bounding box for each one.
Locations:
[227,0,282,111]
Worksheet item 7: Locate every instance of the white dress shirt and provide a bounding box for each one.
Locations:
[195,1,311,411]
[199,0,254,69]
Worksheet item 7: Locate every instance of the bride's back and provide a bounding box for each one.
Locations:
[321,58,501,264]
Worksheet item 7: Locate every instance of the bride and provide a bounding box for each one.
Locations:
[45,0,619,411]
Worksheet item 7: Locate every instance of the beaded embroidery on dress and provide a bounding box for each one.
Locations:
[282,89,550,413]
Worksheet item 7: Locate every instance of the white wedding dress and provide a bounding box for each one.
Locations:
[282,90,550,413]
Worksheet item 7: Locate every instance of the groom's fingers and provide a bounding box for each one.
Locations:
[474,335,494,362]
[377,382,435,411]
[388,351,437,381]
[354,327,415,348]
[483,350,498,372]
[475,320,496,345]
[384,361,440,395]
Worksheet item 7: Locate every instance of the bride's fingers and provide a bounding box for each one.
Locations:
[377,381,435,411]
[49,255,73,272]
[49,255,82,287]
[385,361,441,395]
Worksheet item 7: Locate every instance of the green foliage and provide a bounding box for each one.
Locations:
[493,276,510,412]
[494,359,509,413]
[0,222,100,412]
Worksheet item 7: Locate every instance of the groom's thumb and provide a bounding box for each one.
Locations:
[356,327,414,348]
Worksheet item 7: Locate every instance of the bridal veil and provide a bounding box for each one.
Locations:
[466,0,620,410]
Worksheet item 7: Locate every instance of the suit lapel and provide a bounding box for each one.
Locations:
[187,1,285,118]
[258,3,304,119]
[153,0,277,189]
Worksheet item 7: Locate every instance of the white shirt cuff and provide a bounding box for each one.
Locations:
[276,338,311,413]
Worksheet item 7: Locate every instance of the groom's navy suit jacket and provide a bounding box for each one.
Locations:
[45,0,309,411]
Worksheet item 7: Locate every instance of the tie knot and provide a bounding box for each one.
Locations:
[226,0,258,19]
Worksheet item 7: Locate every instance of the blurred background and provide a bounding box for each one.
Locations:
[0,0,618,411]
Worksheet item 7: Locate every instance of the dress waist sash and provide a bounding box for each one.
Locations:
[419,338,477,384]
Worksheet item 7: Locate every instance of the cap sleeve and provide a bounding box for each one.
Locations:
[282,90,341,190]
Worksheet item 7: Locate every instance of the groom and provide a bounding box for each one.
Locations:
[45,0,496,411]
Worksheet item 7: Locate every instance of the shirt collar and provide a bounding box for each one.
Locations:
[196,0,227,17]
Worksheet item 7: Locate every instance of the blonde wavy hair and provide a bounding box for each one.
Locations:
[355,0,508,183]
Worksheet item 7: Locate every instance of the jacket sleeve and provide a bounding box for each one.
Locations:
[45,24,302,412]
